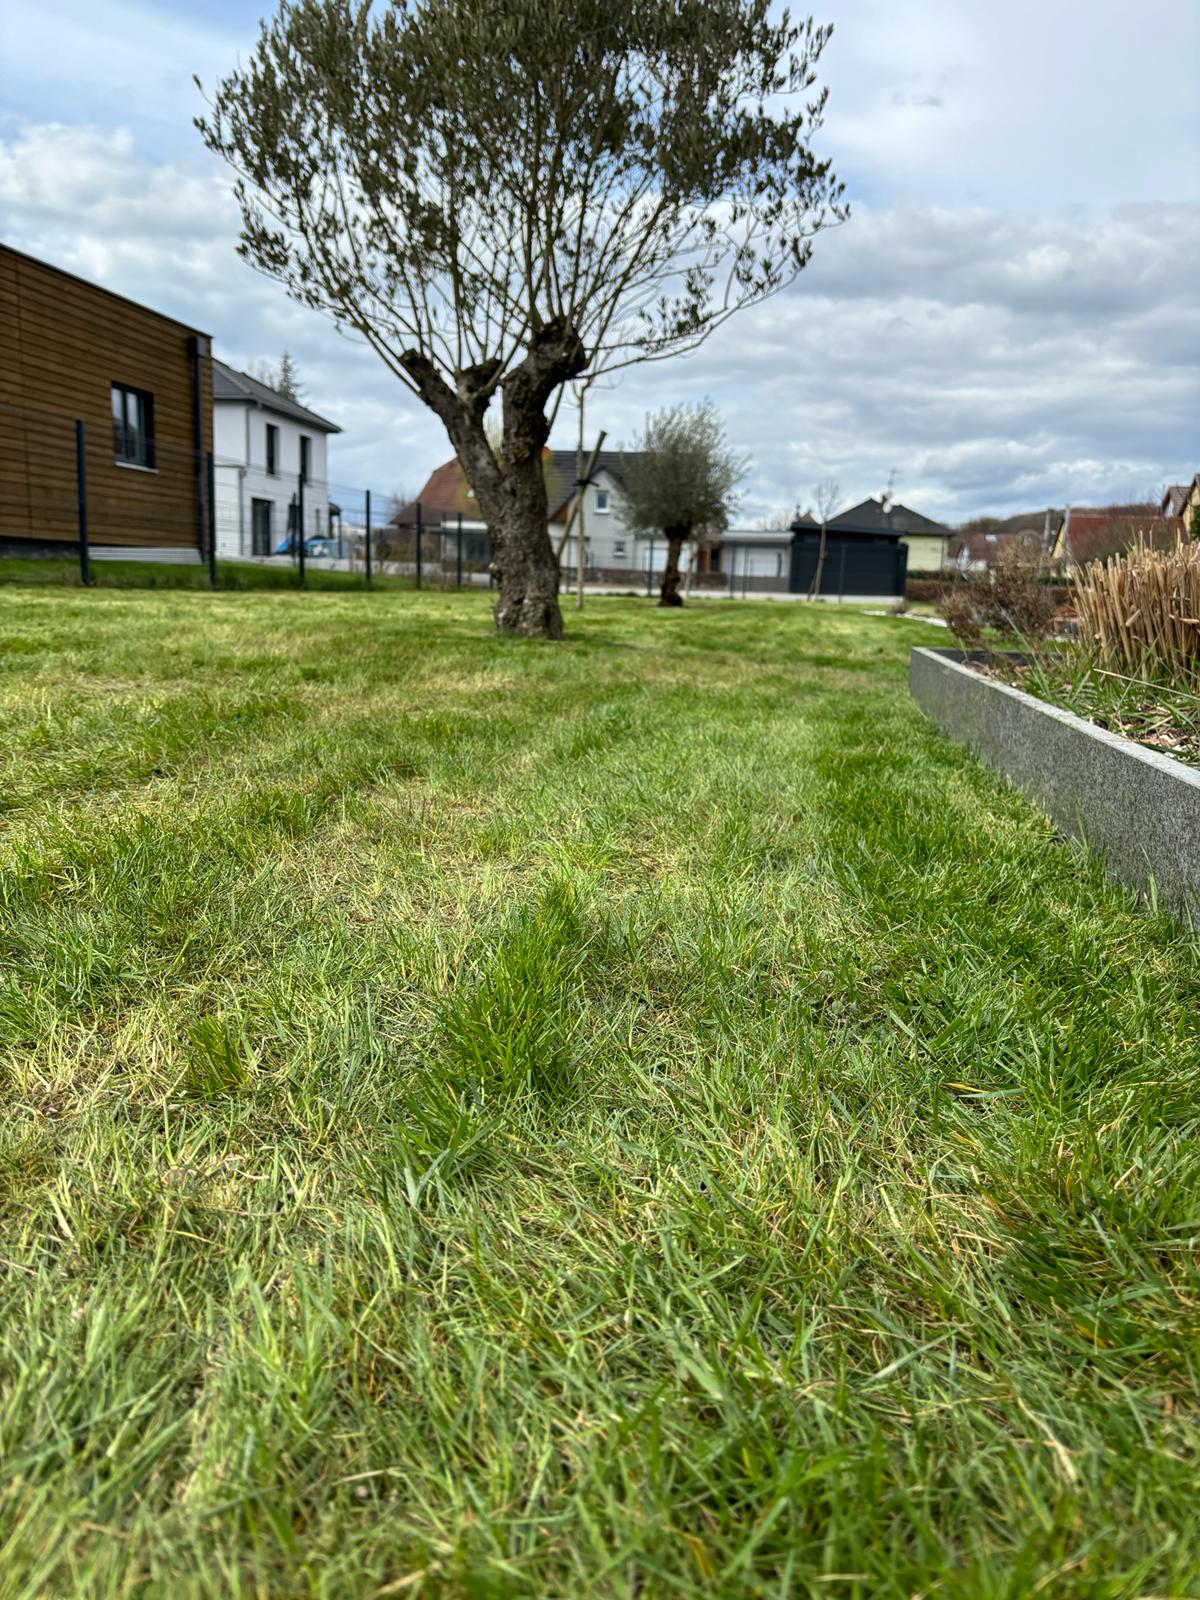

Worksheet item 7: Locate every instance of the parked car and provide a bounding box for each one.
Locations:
[274,535,341,559]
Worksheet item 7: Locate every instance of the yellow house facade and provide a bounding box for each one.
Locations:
[826,498,953,573]
[900,532,951,570]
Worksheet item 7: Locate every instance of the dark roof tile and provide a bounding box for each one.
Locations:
[827,498,951,537]
[212,358,341,433]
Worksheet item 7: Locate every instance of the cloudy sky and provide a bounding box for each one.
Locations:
[2,0,1198,523]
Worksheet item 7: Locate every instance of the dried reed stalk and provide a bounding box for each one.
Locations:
[1072,535,1200,685]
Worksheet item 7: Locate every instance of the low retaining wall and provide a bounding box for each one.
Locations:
[910,648,1200,920]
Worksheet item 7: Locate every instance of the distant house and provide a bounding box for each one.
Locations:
[392,465,931,598]
[720,495,952,597]
[715,517,816,590]
[947,530,1035,572]
[212,359,341,557]
[392,450,676,580]
[1051,505,1182,566]
[1161,474,1200,529]
[543,449,646,576]
[0,243,213,558]
[826,497,953,573]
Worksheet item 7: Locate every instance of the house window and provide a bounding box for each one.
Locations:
[300,435,311,484]
[110,383,155,469]
[612,539,627,558]
[594,488,609,513]
[266,424,279,476]
[251,498,273,557]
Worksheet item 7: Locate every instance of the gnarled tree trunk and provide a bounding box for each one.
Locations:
[401,322,586,639]
[659,526,690,607]
[491,449,565,637]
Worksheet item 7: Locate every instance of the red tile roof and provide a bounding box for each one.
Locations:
[1061,511,1183,565]
[390,459,480,527]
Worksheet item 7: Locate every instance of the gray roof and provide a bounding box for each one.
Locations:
[543,449,647,516]
[718,526,795,545]
[827,498,950,537]
[212,357,342,433]
[1161,481,1197,515]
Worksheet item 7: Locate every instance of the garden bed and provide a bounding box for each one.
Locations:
[974,654,1199,767]
[910,646,1200,919]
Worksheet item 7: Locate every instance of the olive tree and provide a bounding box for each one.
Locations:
[197,0,845,637]
[619,402,748,606]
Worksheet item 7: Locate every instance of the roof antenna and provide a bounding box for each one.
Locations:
[880,468,897,515]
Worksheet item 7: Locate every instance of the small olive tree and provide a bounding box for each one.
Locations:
[619,402,748,606]
[197,0,844,637]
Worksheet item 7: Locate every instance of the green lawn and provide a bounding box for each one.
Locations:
[1,587,1197,1598]
[0,556,404,592]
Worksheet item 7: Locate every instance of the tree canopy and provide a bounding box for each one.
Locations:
[618,401,748,604]
[198,0,844,635]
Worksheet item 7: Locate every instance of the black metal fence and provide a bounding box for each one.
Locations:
[0,400,496,590]
[3,399,865,599]
[308,492,496,589]
[1,400,217,582]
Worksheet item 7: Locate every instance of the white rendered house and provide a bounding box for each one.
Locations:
[394,450,698,581]
[212,360,341,557]
[552,458,647,576]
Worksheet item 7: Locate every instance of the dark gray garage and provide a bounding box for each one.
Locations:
[788,524,908,598]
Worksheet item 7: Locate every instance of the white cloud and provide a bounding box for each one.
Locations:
[819,0,1200,213]
[0,121,439,497]
[0,0,248,153]
[589,200,1200,519]
[1,115,1197,524]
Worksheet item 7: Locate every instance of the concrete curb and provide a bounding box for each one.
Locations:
[909,647,1200,921]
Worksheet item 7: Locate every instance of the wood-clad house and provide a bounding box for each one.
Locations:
[0,244,213,556]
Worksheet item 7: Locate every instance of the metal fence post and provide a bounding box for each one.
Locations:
[415,501,423,589]
[206,451,218,589]
[297,471,306,586]
[74,419,91,587]
[646,538,654,597]
[456,512,463,589]
[364,488,372,585]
